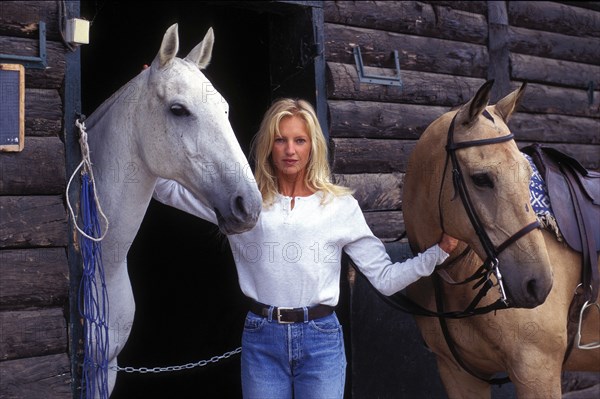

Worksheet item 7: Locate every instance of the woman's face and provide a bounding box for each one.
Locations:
[271,115,312,180]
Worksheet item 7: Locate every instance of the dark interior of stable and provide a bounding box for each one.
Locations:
[80,1,351,397]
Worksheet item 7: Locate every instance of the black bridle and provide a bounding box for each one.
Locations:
[439,111,541,311]
[378,110,540,318]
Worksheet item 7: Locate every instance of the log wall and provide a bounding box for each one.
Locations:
[325,0,600,241]
[0,1,71,397]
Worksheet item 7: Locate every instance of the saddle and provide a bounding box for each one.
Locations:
[521,143,600,304]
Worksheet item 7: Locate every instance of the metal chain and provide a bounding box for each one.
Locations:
[111,347,242,374]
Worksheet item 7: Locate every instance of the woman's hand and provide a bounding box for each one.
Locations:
[438,233,458,254]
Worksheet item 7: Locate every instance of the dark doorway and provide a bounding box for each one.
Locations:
[79,1,331,398]
[80,2,269,398]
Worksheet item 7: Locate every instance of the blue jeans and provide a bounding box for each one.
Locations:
[241,310,346,399]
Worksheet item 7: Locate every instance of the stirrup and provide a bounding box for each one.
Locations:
[576,300,600,350]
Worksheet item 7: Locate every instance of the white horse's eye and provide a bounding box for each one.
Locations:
[170,104,191,117]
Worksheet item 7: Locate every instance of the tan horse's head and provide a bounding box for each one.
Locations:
[404,80,553,308]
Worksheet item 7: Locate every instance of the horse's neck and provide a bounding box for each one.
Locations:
[86,77,156,262]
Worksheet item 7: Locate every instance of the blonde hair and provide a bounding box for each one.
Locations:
[251,98,353,206]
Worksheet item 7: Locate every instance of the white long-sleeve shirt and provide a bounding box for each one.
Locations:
[153,179,449,308]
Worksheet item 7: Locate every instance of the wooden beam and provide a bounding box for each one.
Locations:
[0,196,68,248]
[510,113,600,145]
[25,89,63,137]
[324,24,488,78]
[328,99,447,140]
[508,1,600,38]
[509,26,600,66]
[331,138,415,174]
[326,62,486,106]
[324,1,487,44]
[0,308,67,360]
[487,1,511,101]
[0,248,69,310]
[511,53,600,89]
[0,36,65,89]
[364,210,405,242]
[0,353,71,398]
[0,137,66,195]
[519,83,600,119]
[0,1,61,40]
[333,173,404,211]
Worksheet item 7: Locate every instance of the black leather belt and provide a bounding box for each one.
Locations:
[249,301,334,324]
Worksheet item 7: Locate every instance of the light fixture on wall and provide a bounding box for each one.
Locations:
[66,18,90,45]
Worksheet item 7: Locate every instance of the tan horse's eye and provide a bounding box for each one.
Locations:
[471,172,494,188]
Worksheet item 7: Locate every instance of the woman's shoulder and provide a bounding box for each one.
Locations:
[318,191,359,208]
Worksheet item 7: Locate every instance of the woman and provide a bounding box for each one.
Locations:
[153,98,457,398]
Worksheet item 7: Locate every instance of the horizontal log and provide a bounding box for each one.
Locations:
[0,36,66,89]
[0,248,69,310]
[333,173,404,211]
[517,142,600,171]
[0,308,67,360]
[510,113,600,145]
[508,1,600,38]
[326,62,487,106]
[324,23,488,77]
[324,1,487,44]
[519,83,600,119]
[509,26,600,66]
[0,353,71,398]
[0,2,61,40]
[328,99,448,140]
[429,1,488,15]
[0,196,68,248]
[0,137,66,195]
[25,89,63,137]
[555,2,600,12]
[327,65,598,121]
[364,210,405,242]
[511,53,600,90]
[331,138,415,174]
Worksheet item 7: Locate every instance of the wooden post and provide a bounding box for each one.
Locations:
[487,1,511,101]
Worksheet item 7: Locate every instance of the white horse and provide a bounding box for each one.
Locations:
[82,24,261,396]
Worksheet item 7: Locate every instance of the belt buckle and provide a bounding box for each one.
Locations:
[275,307,294,324]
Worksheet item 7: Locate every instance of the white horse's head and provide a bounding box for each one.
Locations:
[136,24,261,234]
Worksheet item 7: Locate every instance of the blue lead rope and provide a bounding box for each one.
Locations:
[79,171,110,399]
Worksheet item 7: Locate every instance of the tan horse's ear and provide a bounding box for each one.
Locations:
[152,23,179,69]
[494,82,528,123]
[185,27,214,70]
[455,80,495,126]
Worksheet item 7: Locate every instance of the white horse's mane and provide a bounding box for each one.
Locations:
[85,71,148,131]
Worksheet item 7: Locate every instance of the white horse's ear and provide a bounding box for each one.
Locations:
[494,82,527,123]
[185,27,214,70]
[153,23,179,69]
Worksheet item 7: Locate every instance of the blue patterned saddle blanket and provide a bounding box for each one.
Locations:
[523,152,560,238]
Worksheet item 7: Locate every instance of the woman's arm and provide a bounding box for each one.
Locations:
[343,200,457,296]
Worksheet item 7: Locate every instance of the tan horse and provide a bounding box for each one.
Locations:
[403,81,599,398]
